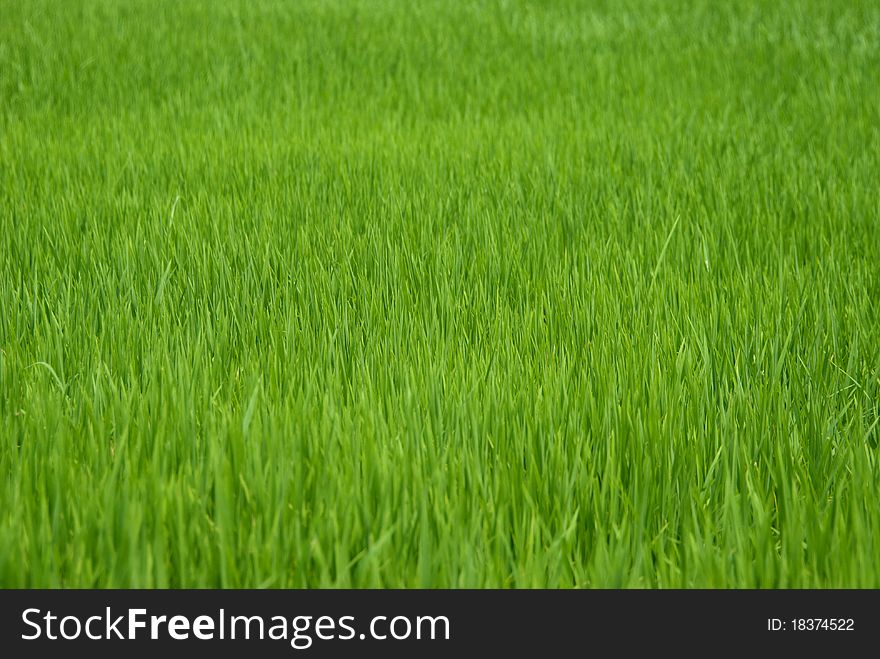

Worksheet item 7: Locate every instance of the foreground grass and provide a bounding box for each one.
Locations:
[1,0,879,587]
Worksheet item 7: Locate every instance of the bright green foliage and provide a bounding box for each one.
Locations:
[1,0,878,587]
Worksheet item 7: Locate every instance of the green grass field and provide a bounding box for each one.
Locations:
[2,0,879,588]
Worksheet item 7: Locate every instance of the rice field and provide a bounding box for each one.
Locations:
[1,0,879,588]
